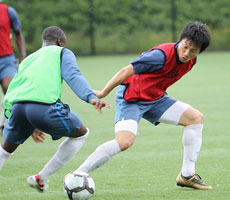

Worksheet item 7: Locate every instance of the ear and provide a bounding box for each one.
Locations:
[57,39,66,47]
[57,39,62,46]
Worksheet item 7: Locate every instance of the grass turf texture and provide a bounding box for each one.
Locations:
[0,51,229,200]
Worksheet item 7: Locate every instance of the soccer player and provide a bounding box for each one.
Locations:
[74,22,212,190]
[0,26,110,192]
[0,0,26,132]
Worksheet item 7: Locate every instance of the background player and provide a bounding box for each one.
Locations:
[0,0,26,132]
[74,22,212,190]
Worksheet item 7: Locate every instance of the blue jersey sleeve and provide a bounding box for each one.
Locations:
[131,49,165,74]
[8,7,21,31]
[61,48,97,103]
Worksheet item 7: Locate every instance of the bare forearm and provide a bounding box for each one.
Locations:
[101,71,124,96]
[15,30,26,62]
[101,64,134,97]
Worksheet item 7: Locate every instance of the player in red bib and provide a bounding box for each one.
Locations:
[0,1,26,131]
[74,22,212,190]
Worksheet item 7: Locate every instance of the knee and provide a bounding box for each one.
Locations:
[77,127,88,137]
[120,140,134,151]
[71,125,88,138]
[80,126,88,135]
[116,132,135,151]
[180,108,204,126]
[117,139,134,151]
[192,111,204,124]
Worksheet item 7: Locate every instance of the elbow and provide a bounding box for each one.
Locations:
[119,65,134,82]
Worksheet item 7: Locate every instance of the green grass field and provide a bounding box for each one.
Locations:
[0,52,230,200]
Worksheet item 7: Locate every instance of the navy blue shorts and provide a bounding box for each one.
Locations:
[3,101,82,144]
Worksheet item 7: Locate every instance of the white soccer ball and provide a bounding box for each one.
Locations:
[63,172,95,200]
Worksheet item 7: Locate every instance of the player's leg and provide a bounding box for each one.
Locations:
[115,119,137,151]
[158,101,201,175]
[1,77,12,94]
[74,95,142,174]
[26,102,90,192]
[75,119,137,173]
[176,107,211,189]
[28,124,89,192]
[0,137,19,171]
[0,57,18,132]
[178,107,204,176]
[0,103,34,171]
[36,125,89,182]
[157,100,212,189]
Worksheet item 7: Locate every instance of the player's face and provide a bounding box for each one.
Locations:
[177,39,201,63]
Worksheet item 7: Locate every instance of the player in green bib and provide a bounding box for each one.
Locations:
[4,45,64,118]
[0,26,110,192]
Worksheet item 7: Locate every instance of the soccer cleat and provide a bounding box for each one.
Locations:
[176,173,212,190]
[27,174,49,192]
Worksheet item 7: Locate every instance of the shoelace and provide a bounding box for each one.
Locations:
[194,174,202,180]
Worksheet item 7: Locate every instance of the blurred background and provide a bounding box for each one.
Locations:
[1,1,230,199]
[5,0,230,55]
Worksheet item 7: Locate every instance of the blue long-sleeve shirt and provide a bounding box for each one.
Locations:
[8,6,21,31]
[61,48,97,103]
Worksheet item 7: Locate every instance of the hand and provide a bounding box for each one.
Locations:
[92,89,105,98]
[90,98,112,113]
[31,129,46,143]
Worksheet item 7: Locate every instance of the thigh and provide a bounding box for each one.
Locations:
[26,101,83,140]
[0,57,18,81]
[115,119,138,135]
[114,98,143,124]
[3,103,35,144]
[178,106,204,126]
[158,100,190,125]
[1,77,13,94]
[142,95,177,125]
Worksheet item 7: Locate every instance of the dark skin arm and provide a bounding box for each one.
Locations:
[14,28,26,63]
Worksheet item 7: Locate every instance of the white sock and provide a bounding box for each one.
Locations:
[39,129,90,181]
[0,145,12,171]
[181,124,203,177]
[75,139,121,174]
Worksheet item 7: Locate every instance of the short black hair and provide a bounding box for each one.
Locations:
[41,26,66,42]
[179,22,211,53]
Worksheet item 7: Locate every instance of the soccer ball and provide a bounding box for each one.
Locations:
[63,172,95,200]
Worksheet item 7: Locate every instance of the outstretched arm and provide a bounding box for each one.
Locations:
[61,48,112,112]
[95,64,134,98]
